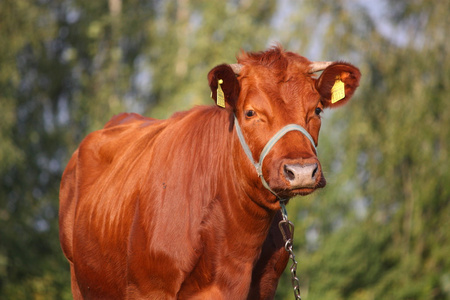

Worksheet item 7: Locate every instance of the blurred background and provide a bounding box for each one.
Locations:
[0,0,448,299]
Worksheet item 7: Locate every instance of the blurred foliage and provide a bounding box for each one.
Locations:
[0,0,448,299]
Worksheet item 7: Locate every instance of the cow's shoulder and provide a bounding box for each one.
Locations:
[73,112,166,216]
[78,113,161,167]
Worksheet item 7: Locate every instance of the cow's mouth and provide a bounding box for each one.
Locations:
[293,187,317,196]
[274,174,327,199]
[277,185,323,198]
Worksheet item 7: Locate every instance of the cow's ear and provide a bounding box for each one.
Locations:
[208,64,240,109]
[316,62,361,109]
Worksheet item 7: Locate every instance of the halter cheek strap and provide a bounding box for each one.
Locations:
[234,115,317,199]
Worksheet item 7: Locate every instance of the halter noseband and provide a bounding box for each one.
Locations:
[234,115,317,199]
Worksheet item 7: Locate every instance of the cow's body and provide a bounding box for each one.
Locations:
[60,46,360,299]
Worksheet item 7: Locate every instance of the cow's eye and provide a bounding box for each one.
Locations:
[315,107,323,116]
[245,110,256,118]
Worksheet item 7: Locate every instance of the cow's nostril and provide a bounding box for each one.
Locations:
[311,163,318,179]
[284,165,296,181]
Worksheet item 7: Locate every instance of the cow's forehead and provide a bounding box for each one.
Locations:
[238,61,320,113]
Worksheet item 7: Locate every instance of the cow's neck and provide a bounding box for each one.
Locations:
[217,113,280,255]
[206,108,277,250]
[173,106,277,251]
[224,186,275,250]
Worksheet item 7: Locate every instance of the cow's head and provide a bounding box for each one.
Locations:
[208,46,360,207]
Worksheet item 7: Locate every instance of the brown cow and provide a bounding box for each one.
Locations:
[59,46,360,299]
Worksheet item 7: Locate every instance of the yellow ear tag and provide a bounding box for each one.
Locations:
[331,79,345,103]
[216,79,225,108]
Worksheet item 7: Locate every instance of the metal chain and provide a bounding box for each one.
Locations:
[279,201,302,300]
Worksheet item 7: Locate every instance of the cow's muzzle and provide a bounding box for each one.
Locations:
[283,163,318,189]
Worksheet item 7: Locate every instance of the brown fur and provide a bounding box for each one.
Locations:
[59,46,360,299]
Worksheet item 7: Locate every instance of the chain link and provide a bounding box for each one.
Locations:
[279,202,302,300]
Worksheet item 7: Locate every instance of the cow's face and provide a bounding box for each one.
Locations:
[208,47,360,204]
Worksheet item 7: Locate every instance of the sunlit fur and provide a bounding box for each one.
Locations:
[60,46,360,299]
